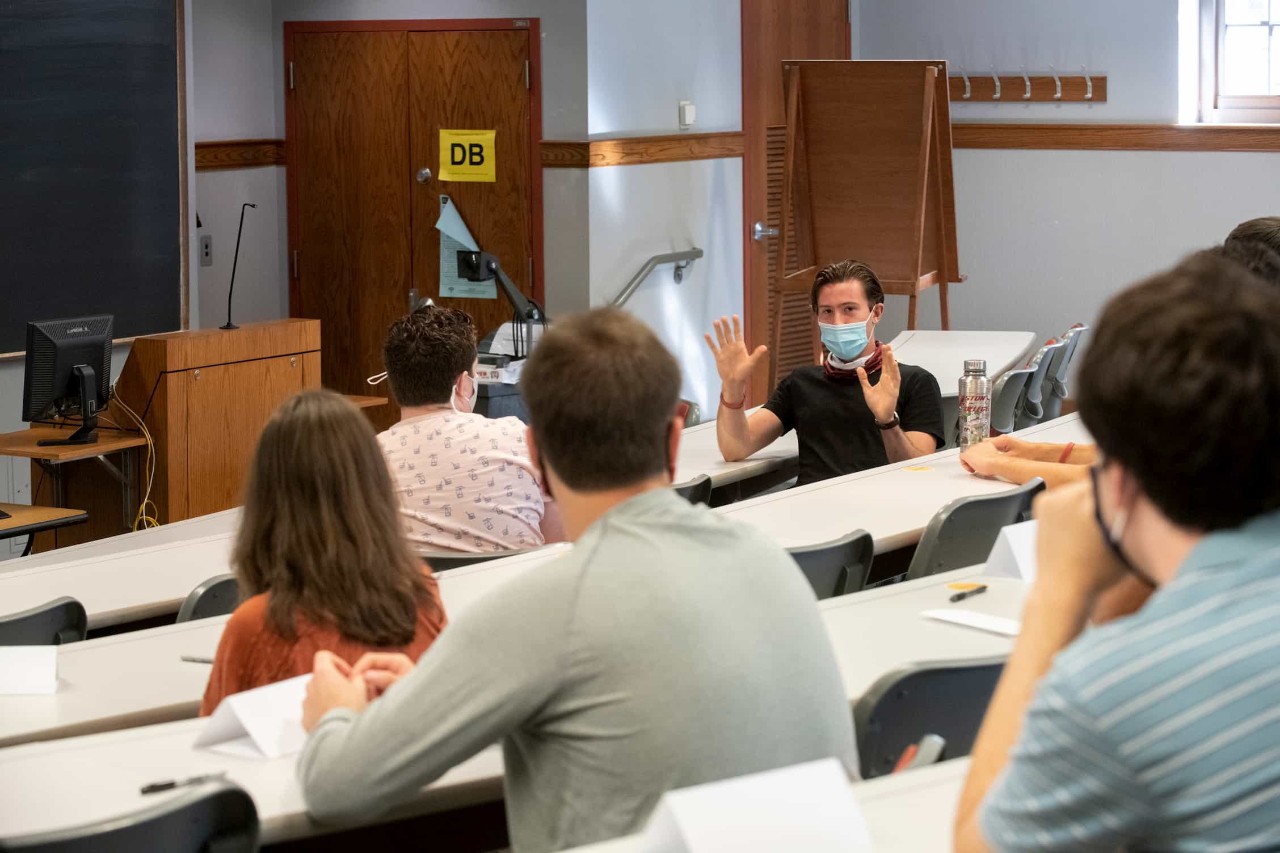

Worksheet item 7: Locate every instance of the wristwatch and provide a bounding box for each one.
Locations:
[876,412,900,431]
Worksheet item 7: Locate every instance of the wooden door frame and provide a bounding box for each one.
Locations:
[283,18,545,315]
[739,4,850,404]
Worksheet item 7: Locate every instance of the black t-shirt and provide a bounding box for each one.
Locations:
[763,364,945,487]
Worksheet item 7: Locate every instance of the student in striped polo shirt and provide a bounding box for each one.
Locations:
[955,251,1280,852]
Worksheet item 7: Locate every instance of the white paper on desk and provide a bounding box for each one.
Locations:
[194,674,310,759]
[638,758,871,853]
[485,323,544,359]
[986,519,1039,582]
[0,647,58,694]
[923,609,1021,637]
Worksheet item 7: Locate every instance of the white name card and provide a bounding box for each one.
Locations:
[922,609,1021,637]
[0,647,58,695]
[985,519,1039,582]
[639,758,871,853]
[194,674,310,759]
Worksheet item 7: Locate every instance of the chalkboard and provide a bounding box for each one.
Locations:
[0,0,183,355]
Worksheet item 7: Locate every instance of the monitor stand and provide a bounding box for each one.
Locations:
[37,365,99,447]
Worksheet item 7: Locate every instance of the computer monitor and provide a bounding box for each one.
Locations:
[22,315,114,447]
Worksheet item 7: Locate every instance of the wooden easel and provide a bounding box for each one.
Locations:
[773,60,962,363]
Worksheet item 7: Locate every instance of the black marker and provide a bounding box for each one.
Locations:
[949,584,988,603]
[140,772,227,795]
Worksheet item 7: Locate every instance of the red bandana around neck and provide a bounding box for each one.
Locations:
[822,342,883,384]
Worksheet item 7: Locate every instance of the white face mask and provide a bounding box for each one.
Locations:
[450,373,477,413]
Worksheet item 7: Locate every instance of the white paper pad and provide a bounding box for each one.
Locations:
[986,519,1039,582]
[194,674,310,759]
[922,608,1021,637]
[0,647,58,694]
[436,194,495,300]
[639,758,871,852]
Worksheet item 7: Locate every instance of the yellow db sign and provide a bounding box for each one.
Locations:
[439,129,496,182]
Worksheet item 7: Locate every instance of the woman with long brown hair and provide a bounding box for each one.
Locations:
[200,389,446,714]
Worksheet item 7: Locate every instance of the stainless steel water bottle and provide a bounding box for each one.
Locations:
[958,359,992,451]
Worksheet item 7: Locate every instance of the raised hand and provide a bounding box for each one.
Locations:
[856,344,900,424]
[704,315,768,403]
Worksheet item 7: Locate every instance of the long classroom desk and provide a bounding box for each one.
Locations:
[566,758,969,853]
[0,567,1014,844]
[717,413,1090,554]
[1,508,240,572]
[0,546,570,748]
[673,407,799,493]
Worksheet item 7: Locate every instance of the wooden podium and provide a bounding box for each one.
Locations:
[111,319,322,525]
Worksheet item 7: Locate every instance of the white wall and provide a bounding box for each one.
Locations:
[585,0,743,417]
[857,0,1279,365]
[859,0,1178,122]
[191,0,286,330]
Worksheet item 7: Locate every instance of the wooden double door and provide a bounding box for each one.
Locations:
[285,23,539,419]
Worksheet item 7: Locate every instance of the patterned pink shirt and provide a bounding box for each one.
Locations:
[377,412,546,554]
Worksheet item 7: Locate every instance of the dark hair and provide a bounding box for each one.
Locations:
[810,260,885,313]
[1078,251,1280,531]
[383,306,477,407]
[520,308,681,490]
[1216,239,1280,288]
[235,389,436,645]
[1225,216,1280,257]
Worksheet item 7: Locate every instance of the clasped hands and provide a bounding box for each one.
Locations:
[302,650,416,731]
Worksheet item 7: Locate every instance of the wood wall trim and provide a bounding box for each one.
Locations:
[540,140,590,168]
[540,132,746,168]
[587,131,745,166]
[952,123,1280,152]
[194,139,286,171]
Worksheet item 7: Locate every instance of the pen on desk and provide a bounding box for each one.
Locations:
[180,655,214,664]
[140,772,227,795]
[949,584,988,603]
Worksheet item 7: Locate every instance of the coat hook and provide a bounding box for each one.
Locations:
[990,66,1001,100]
[1050,65,1062,100]
[1082,64,1093,101]
[960,66,971,100]
[1020,65,1031,100]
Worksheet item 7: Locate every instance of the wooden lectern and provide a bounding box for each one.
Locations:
[770,60,962,388]
[111,319,321,525]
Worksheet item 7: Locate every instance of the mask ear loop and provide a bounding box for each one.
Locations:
[366,371,388,385]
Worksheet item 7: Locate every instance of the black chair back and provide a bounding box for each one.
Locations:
[0,597,87,645]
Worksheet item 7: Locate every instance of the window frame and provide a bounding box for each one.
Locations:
[1201,0,1280,122]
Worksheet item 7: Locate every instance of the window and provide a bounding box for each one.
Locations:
[1200,0,1280,121]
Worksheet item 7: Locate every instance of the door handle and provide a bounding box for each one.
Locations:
[752,221,779,242]
[416,167,433,185]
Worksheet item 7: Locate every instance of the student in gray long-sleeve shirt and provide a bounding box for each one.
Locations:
[298,307,857,853]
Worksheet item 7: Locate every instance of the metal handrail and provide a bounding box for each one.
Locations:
[611,248,704,307]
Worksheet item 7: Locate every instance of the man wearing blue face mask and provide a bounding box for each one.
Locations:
[705,259,944,486]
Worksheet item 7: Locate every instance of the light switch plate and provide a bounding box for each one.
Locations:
[678,100,696,129]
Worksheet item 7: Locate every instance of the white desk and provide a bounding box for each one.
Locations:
[719,414,1089,554]
[887,330,1037,398]
[0,546,570,749]
[566,758,969,853]
[1,508,240,573]
[0,565,1019,845]
[673,407,799,491]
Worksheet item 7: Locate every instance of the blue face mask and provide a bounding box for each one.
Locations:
[819,318,872,361]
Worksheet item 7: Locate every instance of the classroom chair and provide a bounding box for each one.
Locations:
[0,596,87,645]
[0,780,259,852]
[785,530,875,600]
[1014,339,1067,430]
[1039,323,1088,421]
[989,367,1035,435]
[176,574,239,623]
[853,656,1006,779]
[673,474,713,505]
[905,479,1045,581]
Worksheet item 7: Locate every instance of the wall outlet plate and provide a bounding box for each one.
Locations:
[200,234,213,267]
[678,100,696,129]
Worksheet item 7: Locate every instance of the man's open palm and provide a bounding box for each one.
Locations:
[856,344,901,423]
[705,315,768,395]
